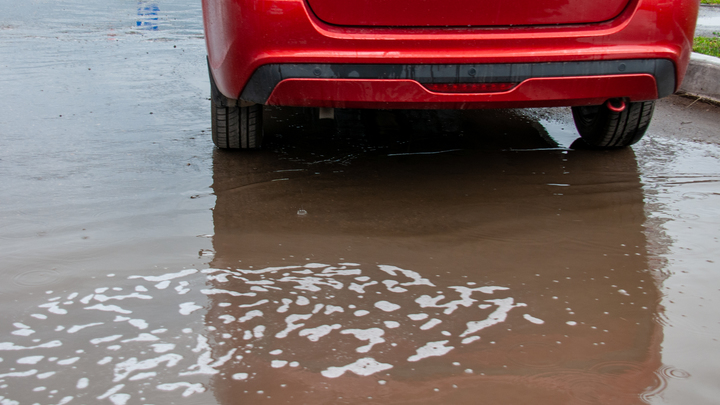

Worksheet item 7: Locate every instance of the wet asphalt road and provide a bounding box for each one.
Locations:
[2,1,720,405]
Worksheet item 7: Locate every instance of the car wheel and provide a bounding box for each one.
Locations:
[211,102,264,149]
[571,100,655,148]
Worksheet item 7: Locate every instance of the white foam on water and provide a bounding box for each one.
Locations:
[156,382,206,397]
[420,319,442,330]
[321,357,393,378]
[114,354,183,382]
[122,333,159,343]
[38,302,67,315]
[175,281,190,295]
[67,322,104,333]
[79,294,94,305]
[17,356,44,365]
[566,321,577,326]
[275,314,313,339]
[90,335,123,345]
[378,265,435,288]
[180,346,236,376]
[154,281,171,290]
[76,377,89,389]
[299,324,342,342]
[305,263,329,269]
[239,299,269,308]
[320,267,362,277]
[341,328,385,353]
[218,315,235,324]
[178,302,203,315]
[84,304,132,314]
[128,371,156,381]
[129,269,198,282]
[201,288,254,297]
[374,301,401,312]
[237,310,263,323]
[279,275,343,292]
[0,261,539,402]
[349,281,378,294]
[382,280,407,293]
[416,286,508,315]
[92,293,152,302]
[523,314,545,324]
[407,341,454,362]
[57,357,80,365]
[460,298,526,338]
[128,319,148,330]
[97,384,124,400]
[37,371,55,379]
[11,329,35,337]
[277,298,293,313]
[57,396,73,405]
[0,341,62,351]
[324,305,344,315]
[461,336,481,345]
[109,393,131,405]
[151,343,176,353]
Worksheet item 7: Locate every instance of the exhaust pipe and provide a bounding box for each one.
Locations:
[606,98,627,113]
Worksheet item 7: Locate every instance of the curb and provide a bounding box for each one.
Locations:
[678,52,720,103]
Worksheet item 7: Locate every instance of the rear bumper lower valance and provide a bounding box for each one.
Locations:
[240,59,676,106]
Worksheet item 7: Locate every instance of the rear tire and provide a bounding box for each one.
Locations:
[571,100,655,148]
[211,102,263,149]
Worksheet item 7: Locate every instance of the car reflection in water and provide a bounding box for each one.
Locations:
[205,107,667,404]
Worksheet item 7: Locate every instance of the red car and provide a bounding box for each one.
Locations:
[202,0,699,149]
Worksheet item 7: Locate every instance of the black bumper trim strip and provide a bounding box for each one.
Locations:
[239,59,676,104]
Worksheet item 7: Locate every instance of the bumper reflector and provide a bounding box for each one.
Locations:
[423,82,517,93]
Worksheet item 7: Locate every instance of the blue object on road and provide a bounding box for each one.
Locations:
[137,1,160,30]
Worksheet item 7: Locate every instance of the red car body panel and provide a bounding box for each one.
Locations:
[306,0,630,27]
[266,75,659,109]
[202,0,699,109]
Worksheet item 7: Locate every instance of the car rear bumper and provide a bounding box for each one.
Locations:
[203,0,698,108]
[241,60,672,109]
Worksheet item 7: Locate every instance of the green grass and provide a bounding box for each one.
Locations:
[701,0,720,4]
[694,36,720,57]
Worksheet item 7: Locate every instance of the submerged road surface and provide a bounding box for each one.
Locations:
[1,1,720,404]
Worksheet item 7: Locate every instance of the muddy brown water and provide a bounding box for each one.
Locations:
[2,1,720,404]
